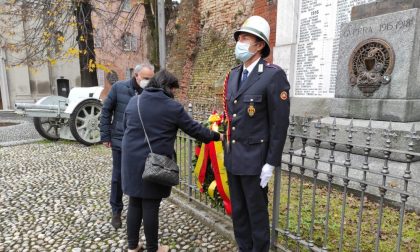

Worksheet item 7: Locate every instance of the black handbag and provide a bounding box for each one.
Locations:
[137,96,179,186]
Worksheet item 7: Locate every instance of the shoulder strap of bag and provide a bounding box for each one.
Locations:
[136,95,153,153]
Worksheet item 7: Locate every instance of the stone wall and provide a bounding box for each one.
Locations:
[167,0,277,120]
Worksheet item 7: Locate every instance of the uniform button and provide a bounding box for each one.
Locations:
[233,114,237,118]
[234,100,237,104]
[232,140,236,144]
[232,127,236,131]
[261,139,264,143]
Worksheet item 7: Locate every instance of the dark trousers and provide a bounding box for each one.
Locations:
[110,149,123,214]
[227,172,270,252]
[127,197,162,251]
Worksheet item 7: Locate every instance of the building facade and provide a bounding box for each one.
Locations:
[0,0,147,110]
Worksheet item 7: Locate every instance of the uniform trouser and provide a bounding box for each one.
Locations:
[227,172,270,252]
[127,197,162,251]
[110,149,123,214]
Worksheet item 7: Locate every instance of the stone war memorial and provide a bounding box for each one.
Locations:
[271,0,420,251]
[282,0,420,209]
[332,1,420,122]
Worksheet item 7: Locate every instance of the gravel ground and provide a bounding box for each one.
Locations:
[0,140,236,252]
[0,113,42,145]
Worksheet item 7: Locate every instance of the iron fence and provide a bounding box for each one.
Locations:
[173,104,230,220]
[174,105,420,252]
[271,117,420,252]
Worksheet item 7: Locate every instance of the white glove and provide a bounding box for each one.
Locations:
[260,163,275,188]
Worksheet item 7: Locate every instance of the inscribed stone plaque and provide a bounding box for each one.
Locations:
[294,0,375,97]
[331,8,420,122]
[335,9,418,99]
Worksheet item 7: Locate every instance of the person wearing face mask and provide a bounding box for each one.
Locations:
[223,16,290,252]
[100,63,155,229]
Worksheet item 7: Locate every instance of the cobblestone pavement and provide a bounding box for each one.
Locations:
[0,113,42,145]
[0,140,236,251]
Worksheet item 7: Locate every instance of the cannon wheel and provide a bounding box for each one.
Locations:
[33,117,60,141]
[69,99,102,146]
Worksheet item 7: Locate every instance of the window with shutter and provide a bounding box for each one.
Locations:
[122,33,131,51]
[121,0,131,12]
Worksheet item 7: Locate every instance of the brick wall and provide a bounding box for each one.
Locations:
[253,0,277,63]
[167,0,277,120]
[166,0,201,102]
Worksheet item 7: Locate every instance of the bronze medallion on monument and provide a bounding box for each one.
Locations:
[348,38,395,96]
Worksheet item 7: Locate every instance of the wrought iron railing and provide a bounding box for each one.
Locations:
[270,117,420,252]
[173,104,229,219]
[174,106,420,252]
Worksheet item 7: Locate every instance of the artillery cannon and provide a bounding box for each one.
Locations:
[15,86,104,146]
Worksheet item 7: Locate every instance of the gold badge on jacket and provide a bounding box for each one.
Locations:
[247,103,256,117]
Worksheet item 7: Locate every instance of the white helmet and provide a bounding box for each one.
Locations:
[234,16,271,58]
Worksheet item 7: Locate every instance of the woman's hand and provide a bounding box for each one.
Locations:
[219,133,224,142]
[103,141,112,148]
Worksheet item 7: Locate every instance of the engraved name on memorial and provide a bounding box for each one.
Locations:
[294,0,376,98]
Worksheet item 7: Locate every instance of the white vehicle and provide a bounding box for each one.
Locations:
[15,87,104,146]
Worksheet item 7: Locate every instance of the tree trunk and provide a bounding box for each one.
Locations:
[144,0,160,70]
[144,0,174,70]
[75,0,98,87]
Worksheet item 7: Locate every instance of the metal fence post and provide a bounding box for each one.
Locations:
[270,166,281,250]
[188,103,193,201]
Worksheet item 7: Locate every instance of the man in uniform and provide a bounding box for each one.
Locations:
[100,63,154,229]
[223,16,290,252]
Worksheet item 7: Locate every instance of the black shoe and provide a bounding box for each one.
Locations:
[111,213,122,229]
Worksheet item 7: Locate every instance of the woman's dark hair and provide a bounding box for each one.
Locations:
[147,69,179,89]
[147,70,179,98]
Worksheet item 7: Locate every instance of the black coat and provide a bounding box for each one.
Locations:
[100,78,142,150]
[224,59,290,175]
[121,88,220,199]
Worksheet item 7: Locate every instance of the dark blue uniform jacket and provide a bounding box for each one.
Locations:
[121,88,220,199]
[224,59,290,175]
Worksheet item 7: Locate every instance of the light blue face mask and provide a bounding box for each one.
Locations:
[235,41,255,62]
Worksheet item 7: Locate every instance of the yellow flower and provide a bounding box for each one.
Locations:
[48,57,57,65]
[208,113,221,123]
[67,47,79,56]
[57,35,65,43]
[88,59,95,72]
[96,63,111,73]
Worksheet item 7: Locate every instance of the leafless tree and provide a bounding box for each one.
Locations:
[0,0,177,86]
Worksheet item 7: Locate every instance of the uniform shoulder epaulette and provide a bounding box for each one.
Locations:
[265,63,281,69]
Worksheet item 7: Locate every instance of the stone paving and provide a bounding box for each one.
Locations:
[0,113,42,146]
[0,114,236,252]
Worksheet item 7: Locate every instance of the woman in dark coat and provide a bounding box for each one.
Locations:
[121,70,221,252]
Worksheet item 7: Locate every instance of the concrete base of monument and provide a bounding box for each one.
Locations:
[330,98,420,122]
[292,117,420,162]
[290,97,332,118]
[351,0,420,21]
[284,146,420,213]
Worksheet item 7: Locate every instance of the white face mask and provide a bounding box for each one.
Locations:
[139,79,149,89]
[235,41,255,62]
